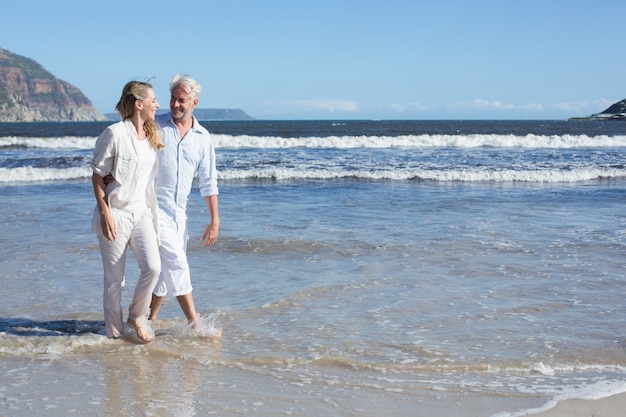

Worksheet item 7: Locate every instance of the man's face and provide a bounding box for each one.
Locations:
[170,85,198,121]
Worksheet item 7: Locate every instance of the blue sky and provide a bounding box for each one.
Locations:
[2,0,625,120]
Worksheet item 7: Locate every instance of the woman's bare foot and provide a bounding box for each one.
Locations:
[127,318,152,343]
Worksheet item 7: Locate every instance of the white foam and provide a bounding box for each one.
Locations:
[0,166,91,183]
[531,362,555,376]
[3,133,626,151]
[0,136,96,149]
[219,167,626,182]
[3,133,626,184]
[180,312,222,339]
[1,164,623,184]
[213,133,626,149]
[0,332,112,356]
[491,380,626,417]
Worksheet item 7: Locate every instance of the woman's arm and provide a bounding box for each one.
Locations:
[92,172,116,241]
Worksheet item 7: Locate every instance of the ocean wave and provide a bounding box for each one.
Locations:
[492,380,626,417]
[3,133,626,150]
[213,133,626,149]
[0,136,96,149]
[219,167,626,183]
[2,166,624,184]
[0,318,109,356]
[0,166,92,183]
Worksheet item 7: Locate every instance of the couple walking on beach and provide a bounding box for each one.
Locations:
[91,74,220,343]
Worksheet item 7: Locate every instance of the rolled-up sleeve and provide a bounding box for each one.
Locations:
[197,136,219,197]
[91,127,115,177]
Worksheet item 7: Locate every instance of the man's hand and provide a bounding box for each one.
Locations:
[201,223,219,246]
[103,174,115,186]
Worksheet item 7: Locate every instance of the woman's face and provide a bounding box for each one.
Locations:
[138,87,159,120]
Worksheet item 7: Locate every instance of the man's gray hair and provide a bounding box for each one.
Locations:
[170,73,203,100]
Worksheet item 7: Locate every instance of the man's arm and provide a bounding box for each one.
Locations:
[201,194,220,246]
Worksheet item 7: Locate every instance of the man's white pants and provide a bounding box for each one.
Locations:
[153,210,193,297]
[97,209,160,338]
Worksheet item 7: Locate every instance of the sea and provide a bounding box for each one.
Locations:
[1,119,626,417]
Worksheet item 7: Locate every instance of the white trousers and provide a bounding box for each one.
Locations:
[97,208,160,338]
[152,210,193,297]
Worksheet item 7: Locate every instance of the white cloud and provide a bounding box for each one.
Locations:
[449,99,519,112]
[288,99,359,113]
[252,97,621,120]
[370,98,620,118]
[381,102,429,112]
[380,103,405,112]
[445,99,612,115]
[408,102,429,111]
[552,98,615,115]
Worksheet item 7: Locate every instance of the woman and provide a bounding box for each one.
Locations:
[91,81,163,342]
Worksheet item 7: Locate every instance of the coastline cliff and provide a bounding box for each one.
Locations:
[0,47,108,122]
[1,47,255,123]
[569,99,626,121]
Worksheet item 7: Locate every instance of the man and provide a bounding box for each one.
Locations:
[148,73,220,330]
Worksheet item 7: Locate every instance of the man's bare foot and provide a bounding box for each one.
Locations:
[189,318,222,340]
[127,318,152,343]
[212,328,222,340]
[150,294,165,322]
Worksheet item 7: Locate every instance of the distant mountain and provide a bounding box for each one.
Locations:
[188,108,255,121]
[0,47,108,122]
[106,108,255,121]
[570,99,626,120]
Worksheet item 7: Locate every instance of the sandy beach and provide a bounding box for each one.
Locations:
[3,120,626,417]
[520,393,626,417]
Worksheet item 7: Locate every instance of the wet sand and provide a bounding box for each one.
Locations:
[525,392,626,417]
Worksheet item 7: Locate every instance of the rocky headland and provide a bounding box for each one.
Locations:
[569,99,626,121]
[0,47,255,122]
[0,47,108,122]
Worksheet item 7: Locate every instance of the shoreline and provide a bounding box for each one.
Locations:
[518,392,626,417]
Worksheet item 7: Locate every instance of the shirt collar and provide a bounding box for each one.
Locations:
[163,112,200,132]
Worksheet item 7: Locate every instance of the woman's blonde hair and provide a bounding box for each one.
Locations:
[115,81,163,150]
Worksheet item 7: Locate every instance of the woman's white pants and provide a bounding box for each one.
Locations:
[97,209,160,338]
